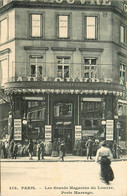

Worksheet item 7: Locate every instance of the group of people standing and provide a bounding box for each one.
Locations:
[27,138,66,161]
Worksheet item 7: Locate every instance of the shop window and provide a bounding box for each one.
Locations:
[120,63,126,85]
[84,58,97,79]
[30,56,43,77]
[84,16,97,39]
[120,25,126,44]
[57,15,70,39]
[0,18,7,43]
[30,14,43,37]
[54,103,72,117]
[56,57,70,79]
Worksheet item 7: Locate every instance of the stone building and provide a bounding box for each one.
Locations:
[0,0,127,153]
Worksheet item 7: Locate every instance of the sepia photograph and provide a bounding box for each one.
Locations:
[0,0,127,196]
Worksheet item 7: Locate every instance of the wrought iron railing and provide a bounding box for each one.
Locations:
[6,62,119,84]
[1,62,122,85]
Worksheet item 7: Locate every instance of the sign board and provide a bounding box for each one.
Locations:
[106,120,114,141]
[14,119,22,141]
[75,126,82,140]
[45,125,52,141]
[82,130,98,136]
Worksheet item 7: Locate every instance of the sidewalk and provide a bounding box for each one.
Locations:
[1,155,127,162]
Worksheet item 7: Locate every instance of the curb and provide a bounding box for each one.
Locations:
[1,158,127,163]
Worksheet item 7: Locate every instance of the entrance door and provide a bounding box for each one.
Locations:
[54,127,73,153]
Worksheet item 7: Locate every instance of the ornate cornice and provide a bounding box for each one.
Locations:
[51,47,76,51]
[0,48,11,56]
[24,46,49,50]
[79,48,103,52]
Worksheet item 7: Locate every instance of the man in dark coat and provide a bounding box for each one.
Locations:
[86,137,93,160]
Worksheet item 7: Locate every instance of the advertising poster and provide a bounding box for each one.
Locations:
[0,1,127,196]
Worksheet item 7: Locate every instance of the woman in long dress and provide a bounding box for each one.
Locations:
[95,140,114,184]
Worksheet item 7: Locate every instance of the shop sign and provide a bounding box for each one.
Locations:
[75,126,82,140]
[20,0,111,5]
[23,96,45,101]
[45,125,52,141]
[106,120,114,141]
[82,130,98,136]
[14,119,22,141]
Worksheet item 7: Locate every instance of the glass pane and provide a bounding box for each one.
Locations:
[120,26,125,43]
[91,59,96,65]
[85,59,90,64]
[87,26,95,39]
[87,17,95,25]
[64,66,69,78]
[32,15,41,37]
[64,58,70,64]
[57,66,62,77]
[1,19,7,43]
[59,15,68,38]
[31,65,36,76]
[37,66,42,76]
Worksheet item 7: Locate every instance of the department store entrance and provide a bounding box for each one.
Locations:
[53,101,74,153]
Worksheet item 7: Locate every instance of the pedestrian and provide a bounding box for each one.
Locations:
[95,140,114,185]
[59,140,66,161]
[28,140,33,160]
[36,141,41,160]
[112,140,117,159]
[86,137,93,159]
[51,138,59,157]
[1,141,6,158]
[9,139,14,158]
[13,142,18,159]
[40,140,45,159]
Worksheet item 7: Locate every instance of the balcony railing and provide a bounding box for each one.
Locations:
[5,62,119,84]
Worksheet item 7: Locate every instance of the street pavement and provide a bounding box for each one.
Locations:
[1,157,127,196]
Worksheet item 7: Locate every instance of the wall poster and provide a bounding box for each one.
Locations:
[1,1,127,196]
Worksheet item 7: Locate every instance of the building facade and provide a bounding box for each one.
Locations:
[0,0,127,153]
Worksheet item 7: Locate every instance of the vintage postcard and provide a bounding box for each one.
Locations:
[0,0,127,196]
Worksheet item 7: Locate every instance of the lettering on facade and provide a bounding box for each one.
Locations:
[75,126,82,140]
[124,4,127,12]
[45,125,52,141]
[2,0,111,5]
[106,120,114,141]
[14,119,22,141]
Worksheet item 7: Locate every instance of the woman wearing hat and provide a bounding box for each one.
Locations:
[59,140,66,161]
[95,140,114,184]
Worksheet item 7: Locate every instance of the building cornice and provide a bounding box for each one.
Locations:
[24,46,49,50]
[117,52,127,59]
[79,48,103,52]
[51,47,76,51]
[0,48,10,56]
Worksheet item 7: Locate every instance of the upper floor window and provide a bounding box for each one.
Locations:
[0,59,8,86]
[120,63,126,85]
[30,14,43,37]
[30,56,43,77]
[0,18,7,43]
[84,58,97,79]
[57,15,70,39]
[84,16,97,40]
[56,57,70,79]
[120,25,126,44]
